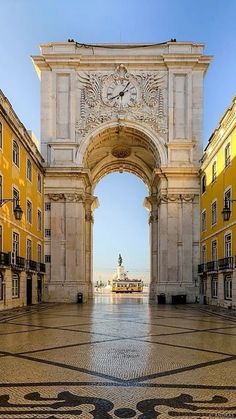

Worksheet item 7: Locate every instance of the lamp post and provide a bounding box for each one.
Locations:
[0,199,23,221]
[222,198,236,222]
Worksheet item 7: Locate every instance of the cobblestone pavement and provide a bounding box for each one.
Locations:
[0,293,236,418]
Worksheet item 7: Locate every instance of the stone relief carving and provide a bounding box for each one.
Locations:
[76,65,167,138]
[158,194,196,205]
[48,193,85,202]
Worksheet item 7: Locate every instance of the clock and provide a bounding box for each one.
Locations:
[105,80,138,108]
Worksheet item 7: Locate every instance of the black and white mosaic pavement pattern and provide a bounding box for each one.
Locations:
[0,294,235,418]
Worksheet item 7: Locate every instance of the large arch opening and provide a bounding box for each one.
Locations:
[93,172,150,296]
[83,124,161,300]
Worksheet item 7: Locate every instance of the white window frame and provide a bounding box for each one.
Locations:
[45,254,51,263]
[201,243,207,264]
[211,200,217,226]
[211,276,218,298]
[12,186,19,212]
[224,187,232,212]
[26,159,32,182]
[37,243,42,263]
[13,140,19,167]
[37,209,42,231]
[211,239,217,261]
[212,161,217,182]
[37,173,42,193]
[12,231,19,258]
[225,142,231,168]
[224,275,232,300]
[26,199,32,224]
[224,232,232,258]
[201,209,207,232]
[12,273,20,298]
[26,238,32,261]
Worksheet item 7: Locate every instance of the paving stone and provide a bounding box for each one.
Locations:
[0,295,235,418]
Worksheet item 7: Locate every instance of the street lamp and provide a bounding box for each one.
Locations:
[0,199,23,221]
[222,198,236,222]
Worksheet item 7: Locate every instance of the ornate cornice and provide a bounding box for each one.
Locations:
[158,193,196,204]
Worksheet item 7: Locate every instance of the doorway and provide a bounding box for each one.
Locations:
[26,275,32,305]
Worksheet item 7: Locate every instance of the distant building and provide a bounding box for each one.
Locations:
[199,96,236,309]
[0,90,45,310]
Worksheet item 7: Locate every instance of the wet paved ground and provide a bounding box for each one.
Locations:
[0,293,236,418]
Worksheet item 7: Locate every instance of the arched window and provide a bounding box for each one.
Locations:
[13,140,19,167]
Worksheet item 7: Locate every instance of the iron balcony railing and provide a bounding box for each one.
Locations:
[26,259,38,271]
[218,257,234,271]
[15,256,25,269]
[206,260,218,272]
[36,262,46,273]
[0,251,10,266]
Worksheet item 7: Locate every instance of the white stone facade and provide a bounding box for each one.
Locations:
[32,41,211,303]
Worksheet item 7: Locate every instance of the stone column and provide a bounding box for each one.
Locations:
[84,195,99,299]
[145,195,158,300]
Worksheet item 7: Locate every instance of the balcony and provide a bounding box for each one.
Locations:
[206,260,218,272]
[0,252,10,267]
[198,263,206,274]
[26,259,37,272]
[218,257,233,271]
[15,256,25,270]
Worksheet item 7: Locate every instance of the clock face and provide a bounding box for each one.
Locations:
[105,80,137,108]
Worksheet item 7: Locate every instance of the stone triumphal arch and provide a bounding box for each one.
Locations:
[32,41,211,303]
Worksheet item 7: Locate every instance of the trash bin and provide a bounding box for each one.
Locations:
[77,293,83,304]
[157,293,166,304]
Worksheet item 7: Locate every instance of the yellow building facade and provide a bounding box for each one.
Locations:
[199,96,236,308]
[0,90,45,310]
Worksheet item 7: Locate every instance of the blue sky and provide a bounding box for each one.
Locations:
[1,0,236,280]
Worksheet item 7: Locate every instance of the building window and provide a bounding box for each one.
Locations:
[224,188,231,212]
[224,275,232,300]
[26,200,32,224]
[13,187,19,210]
[26,239,32,260]
[211,276,218,298]
[37,209,42,231]
[0,122,2,149]
[211,240,217,261]
[0,273,3,301]
[45,229,51,238]
[12,273,20,298]
[37,173,42,193]
[201,244,207,264]
[201,174,206,194]
[13,140,19,167]
[211,201,217,226]
[212,161,217,182]
[45,202,51,211]
[201,210,206,232]
[37,244,42,263]
[12,232,19,261]
[26,159,32,181]
[45,255,51,263]
[224,233,232,257]
[225,143,231,167]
